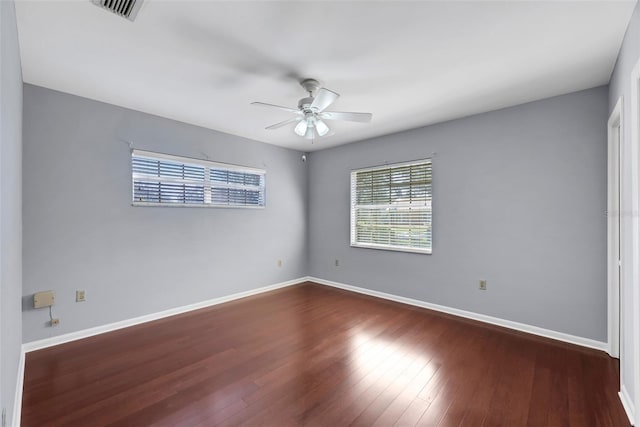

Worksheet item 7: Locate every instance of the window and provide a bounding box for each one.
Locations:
[132,150,266,208]
[351,159,432,254]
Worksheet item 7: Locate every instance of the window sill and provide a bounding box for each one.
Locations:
[350,243,432,255]
[132,202,265,209]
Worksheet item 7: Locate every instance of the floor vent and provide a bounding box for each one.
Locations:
[92,0,143,22]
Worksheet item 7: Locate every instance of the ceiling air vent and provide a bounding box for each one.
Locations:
[92,0,143,22]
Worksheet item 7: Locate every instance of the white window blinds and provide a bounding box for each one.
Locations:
[132,150,266,208]
[351,159,432,254]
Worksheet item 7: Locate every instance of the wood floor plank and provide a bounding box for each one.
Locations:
[435,328,497,426]
[232,310,424,426]
[457,333,507,426]
[498,341,537,426]
[22,282,630,427]
[416,323,491,426]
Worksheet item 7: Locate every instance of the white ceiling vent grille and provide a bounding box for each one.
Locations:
[92,0,143,21]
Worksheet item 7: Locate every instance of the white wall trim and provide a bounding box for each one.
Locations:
[308,276,608,352]
[608,95,623,359]
[620,384,636,426]
[630,56,640,426]
[23,277,305,353]
[12,347,25,427]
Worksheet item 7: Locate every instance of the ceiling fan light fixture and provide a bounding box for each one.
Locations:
[304,126,315,139]
[315,119,329,136]
[294,120,308,136]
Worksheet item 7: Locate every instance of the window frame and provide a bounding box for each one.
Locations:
[131,149,266,209]
[350,158,432,255]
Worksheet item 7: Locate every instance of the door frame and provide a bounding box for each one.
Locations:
[630,56,640,425]
[607,96,623,360]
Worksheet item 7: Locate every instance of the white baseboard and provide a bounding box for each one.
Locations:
[619,385,636,426]
[11,347,25,427]
[20,276,609,355]
[308,276,608,352]
[23,277,306,353]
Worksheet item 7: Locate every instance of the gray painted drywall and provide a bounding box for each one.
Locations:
[22,84,307,343]
[608,0,640,410]
[309,86,608,342]
[0,0,23,423]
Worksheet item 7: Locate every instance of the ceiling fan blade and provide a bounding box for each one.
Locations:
[294,120,308,136]
[315,119,330,137]
[251,102,300,113]
[320,111,373,123]
[265,117,302,130]
[310,88,339,112]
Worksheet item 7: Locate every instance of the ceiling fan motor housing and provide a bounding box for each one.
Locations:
[300,78,321,95]
[298,97,315,111]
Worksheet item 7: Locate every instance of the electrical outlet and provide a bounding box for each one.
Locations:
[479,280,487,291]
[51,318,60,327]
[335,259,339,267]
[76,290,86,302]
[277,259,283,267]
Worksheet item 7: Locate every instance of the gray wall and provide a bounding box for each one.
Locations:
[0,0,23,423]
[22,84,307,343]
[608,0,640,411]
[309,86,608,342]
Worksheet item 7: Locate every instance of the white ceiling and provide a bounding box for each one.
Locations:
[15,0,638,152]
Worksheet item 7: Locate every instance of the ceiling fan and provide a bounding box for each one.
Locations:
[251,79,373,140]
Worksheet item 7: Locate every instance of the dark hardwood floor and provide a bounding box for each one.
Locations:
[22,282,629,426]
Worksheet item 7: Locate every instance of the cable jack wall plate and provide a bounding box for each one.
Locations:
[34,290,55,308]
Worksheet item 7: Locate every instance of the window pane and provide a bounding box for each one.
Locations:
[133,180,160,203]
[133,157,205,181]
